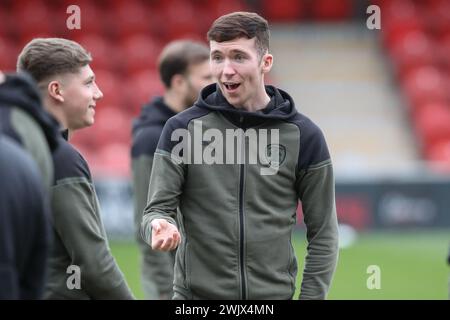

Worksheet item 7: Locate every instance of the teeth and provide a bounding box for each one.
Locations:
[224,82,239,90]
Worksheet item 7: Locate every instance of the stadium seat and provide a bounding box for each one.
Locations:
[92,106,132,147]
[381,0,424,49]
[159,0,201,41]
[125,70,164,116]
[110,0,152,39]
[413,102,450,151]
[70,125,98,152]
[207,0,247,17]
[12,0,53,42]
[424,0,450,36]
[425,139,450,172]
[402,66,448,112]
[389,30,436,78]
[95,143,131,178]
[76,36,118,71]
[94,69,124,109]
[311,0,353,21]
[119,34,161,76]
[436,31,450,70]
[261,0,305,22]
[0,38,19,72]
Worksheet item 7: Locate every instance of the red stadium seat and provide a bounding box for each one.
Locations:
[92,106,131,147]
[402,66,448,112]
[0,9,14,39]
[12,0,53,42]
[76,36,118,72]
[207,0,247,17]
[119,34,161,76]
[110,0,152,39]
[159,0,201,42]
[70,125,98,151]
[381,0,425,49]
[0,38,19,72]
[436,32,450,70]
[425,139,450,172]
[413,102,450,150]
[389,30,436,78]
[261,0,305,22]
[311,0,353,21]
[94,69,124,109]
[125,70,164,116]
[424,0,450,36]
[95,143,131,178]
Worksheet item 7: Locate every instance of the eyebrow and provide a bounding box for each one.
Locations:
[211,49,249,56]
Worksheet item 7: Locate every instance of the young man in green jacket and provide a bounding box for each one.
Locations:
[132,40,212,299]
[141,12,339,300]
[17,38,134,299]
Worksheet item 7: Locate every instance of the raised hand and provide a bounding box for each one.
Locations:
[150,219,181,251]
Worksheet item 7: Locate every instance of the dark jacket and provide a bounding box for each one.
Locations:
[0,135,50,299]
[131,97,177,298]
[141,84,339,300]
[0,72,59,190]
[44,133,134,300]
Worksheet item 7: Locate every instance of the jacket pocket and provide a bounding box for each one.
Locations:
[246,235,295,299]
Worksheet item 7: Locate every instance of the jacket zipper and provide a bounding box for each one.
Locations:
[238,115,247,300]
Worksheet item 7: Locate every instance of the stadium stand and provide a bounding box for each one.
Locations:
[0,0,449,177]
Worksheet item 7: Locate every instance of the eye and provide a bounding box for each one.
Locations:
[234,54,245,62]
[211,55,223,62]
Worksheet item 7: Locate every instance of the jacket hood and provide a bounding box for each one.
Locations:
[0,72,60,151]
[132,96,177,135]
[195,83,298,121]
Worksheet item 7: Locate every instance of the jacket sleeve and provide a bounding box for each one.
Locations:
[132,155,154,242]
[51,177,134,299]
[140,119,186,246]
[295,123,339,300]
[140,149,185,246]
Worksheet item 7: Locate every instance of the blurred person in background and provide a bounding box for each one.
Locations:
[141,12,338,299]
[17,38,134,299]
[131,40,212,299]
[0,132,51,299]
[0,70,59,191]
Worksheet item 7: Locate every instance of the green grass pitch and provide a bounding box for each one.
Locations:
[110,230,450,300]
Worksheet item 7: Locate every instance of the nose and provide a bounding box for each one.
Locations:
[223,59,236,77]
[94,82,103,101]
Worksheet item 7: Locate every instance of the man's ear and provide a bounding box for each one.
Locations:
[47,80,64,103]
[261,53,273,74]
[170,74,186,91]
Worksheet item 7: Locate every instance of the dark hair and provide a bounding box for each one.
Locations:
[158,40,210,88]
[207,11,270,58]
[17,38,92,84]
